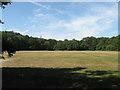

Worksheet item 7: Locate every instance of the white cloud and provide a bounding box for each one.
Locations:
[44,4,117,40]
[35,13,48,17]
[90,3,118,19]
[26,2,117,40]
[34,8,41,13]
[5,29,29,35]
[28,0,50,10]
[29,1,64,14]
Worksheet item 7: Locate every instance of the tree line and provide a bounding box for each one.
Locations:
[0,31,120,57]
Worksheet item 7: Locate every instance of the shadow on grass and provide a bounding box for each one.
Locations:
[2,67,120,89]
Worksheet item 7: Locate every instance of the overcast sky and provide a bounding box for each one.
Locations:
[1,1,118,40]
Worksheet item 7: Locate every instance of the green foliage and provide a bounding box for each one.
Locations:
[80,37,97,50]
[0,0,11,9]
[1,31,119,57]
[55,41,65,50]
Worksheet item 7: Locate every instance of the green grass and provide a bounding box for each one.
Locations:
[1,51,120,89]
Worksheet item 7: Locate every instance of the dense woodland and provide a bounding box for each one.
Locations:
[0,31,119,57]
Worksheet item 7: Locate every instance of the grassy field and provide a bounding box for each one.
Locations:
[1,51,118,70]
[1,51,120,89]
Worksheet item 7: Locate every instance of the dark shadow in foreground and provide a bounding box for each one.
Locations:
[2,67,120,89]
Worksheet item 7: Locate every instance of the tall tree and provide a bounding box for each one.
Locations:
[2,31,17,57]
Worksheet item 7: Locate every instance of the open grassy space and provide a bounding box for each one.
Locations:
[1,51,118,70]
[1,51,120,89]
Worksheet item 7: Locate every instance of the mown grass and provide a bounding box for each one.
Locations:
[1,51,120,89]
[1,51,118,70]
